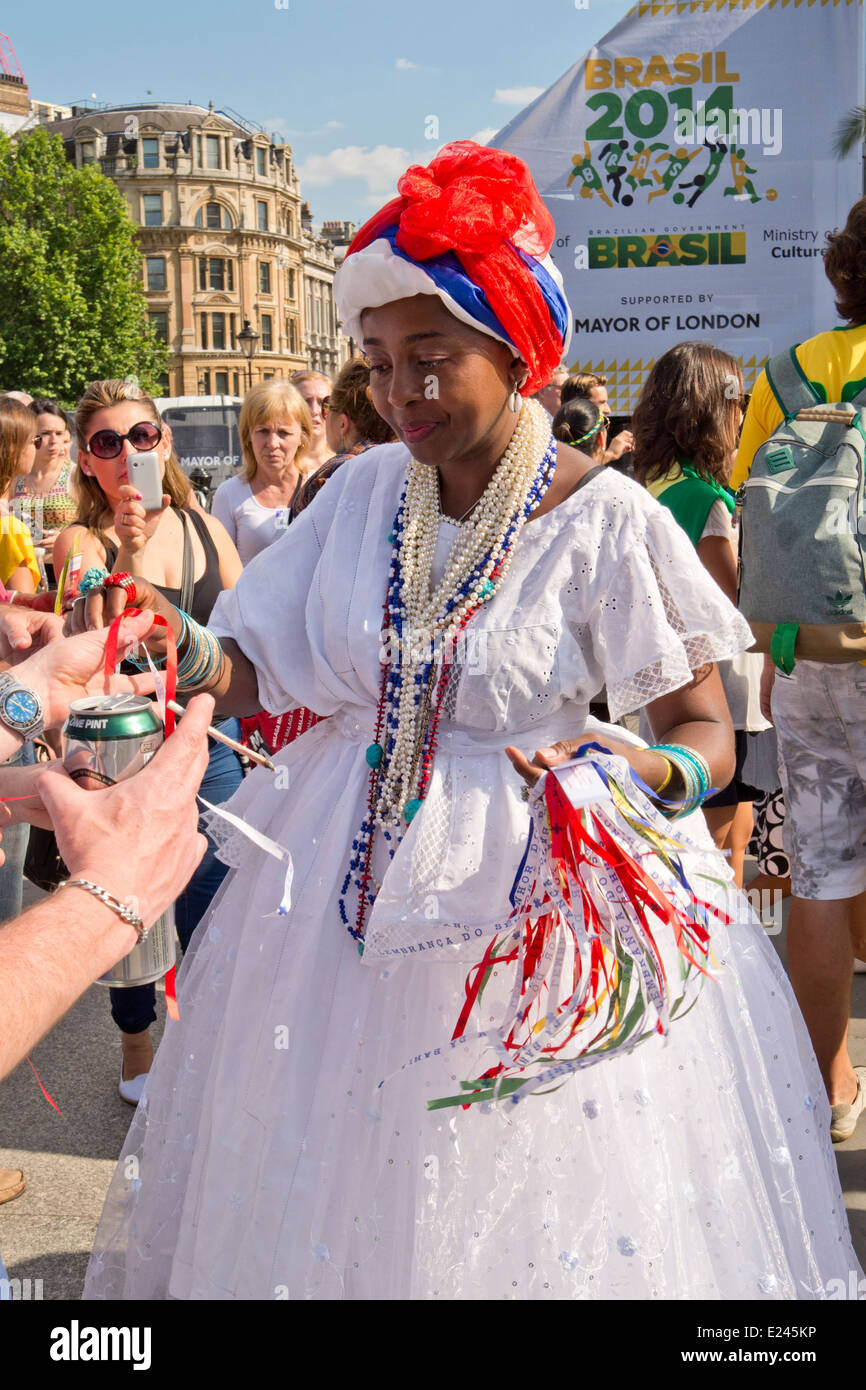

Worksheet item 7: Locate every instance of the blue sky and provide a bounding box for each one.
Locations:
[11,0,633,225]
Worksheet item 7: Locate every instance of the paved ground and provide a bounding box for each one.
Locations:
[1,870,865,1299]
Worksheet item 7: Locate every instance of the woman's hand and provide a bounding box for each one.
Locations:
[64,574,174,636]
[114,483,171,557]
[506,736,670,790]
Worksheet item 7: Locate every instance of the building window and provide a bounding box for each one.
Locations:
[205,134,221,170]
[287,317,297,354]
[286,210,294,237]
[80,140,96,165]
[142,138,159,169]
[196,135,202,166]
[286,267,295,300]
[263,372,274,381]
[200,313,208,349]
[232,371,240,395]
[146,257,166,291]
[149,311,168,342]
[261,314,273,351]
[156,372,170,393]
[256,200,268,231]
[143,194,163,227]
[212,313,226,350]
[256,147,266,176]
[259,260,271,294]
[194,202,232,230]
[215,371,229,395]
[200,370,210,394]
[198,257,234,291]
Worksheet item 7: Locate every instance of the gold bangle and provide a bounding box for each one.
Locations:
[656,756,674,794]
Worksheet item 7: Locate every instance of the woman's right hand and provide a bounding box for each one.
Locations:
[64,575,170,636]
[114,483,171,556]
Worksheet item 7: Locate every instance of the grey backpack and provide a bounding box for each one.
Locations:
[738,346,866,670]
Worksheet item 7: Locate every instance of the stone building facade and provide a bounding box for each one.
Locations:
[46,102,348,395]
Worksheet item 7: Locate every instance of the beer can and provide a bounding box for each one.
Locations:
[63,694,176,988]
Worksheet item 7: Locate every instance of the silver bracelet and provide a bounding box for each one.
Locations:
[57,878,147,940]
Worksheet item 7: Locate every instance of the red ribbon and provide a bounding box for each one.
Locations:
[103,610,177,735]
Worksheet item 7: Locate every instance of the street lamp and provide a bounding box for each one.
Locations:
[237,319,259,391]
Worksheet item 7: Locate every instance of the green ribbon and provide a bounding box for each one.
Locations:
[770,622,799,675]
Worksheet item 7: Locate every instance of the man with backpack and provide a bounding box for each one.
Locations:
[734,196,866,1143]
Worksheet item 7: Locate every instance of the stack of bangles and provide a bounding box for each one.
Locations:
[174,608,225,693]
[646,743,713,819]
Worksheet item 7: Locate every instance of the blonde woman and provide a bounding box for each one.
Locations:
[53,378,243,1101]
[210,380,312,565]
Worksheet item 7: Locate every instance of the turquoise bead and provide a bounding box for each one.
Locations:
[478,579,494,597]
[404,798,422,823]
[366,743,383,768]
[388,530,396,544]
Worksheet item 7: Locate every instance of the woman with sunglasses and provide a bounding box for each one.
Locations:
[53,378,244,1102]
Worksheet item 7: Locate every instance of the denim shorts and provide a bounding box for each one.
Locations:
[773,662,866,900]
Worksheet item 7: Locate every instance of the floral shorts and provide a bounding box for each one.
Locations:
[773,661,866,900]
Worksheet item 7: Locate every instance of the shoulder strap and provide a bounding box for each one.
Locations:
[177,508,194,616]
[765,347,822,419]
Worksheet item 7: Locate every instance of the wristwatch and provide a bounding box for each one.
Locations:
[0,672,44,739]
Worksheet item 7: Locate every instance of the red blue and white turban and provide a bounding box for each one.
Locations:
[333,141,572,396]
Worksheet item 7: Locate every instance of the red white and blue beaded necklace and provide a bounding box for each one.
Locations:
[339,399,557,948]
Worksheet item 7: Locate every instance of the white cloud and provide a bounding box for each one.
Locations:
[263,118,346,138]
[297,144,415,195]
[471,127,499,146]
[395,57,419,70]
[493,86,544,106]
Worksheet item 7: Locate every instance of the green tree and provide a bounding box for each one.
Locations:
[0,126,168,401]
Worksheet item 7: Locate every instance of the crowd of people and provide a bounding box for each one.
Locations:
[0,139,865,1301]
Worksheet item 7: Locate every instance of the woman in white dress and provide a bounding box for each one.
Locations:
[82,143,860,1300]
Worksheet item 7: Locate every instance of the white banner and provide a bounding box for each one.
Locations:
[495,0,865,412]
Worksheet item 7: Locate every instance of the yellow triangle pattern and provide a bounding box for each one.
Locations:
[626,0,855,13]
[569,355,769,408]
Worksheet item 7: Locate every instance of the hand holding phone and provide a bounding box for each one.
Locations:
[115,476,170,555]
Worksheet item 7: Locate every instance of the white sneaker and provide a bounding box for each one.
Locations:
[119,1059,149,1106]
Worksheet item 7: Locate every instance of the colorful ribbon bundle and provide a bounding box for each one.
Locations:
[423,753,728,1112]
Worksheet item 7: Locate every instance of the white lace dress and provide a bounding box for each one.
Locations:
[84,448,860,1301]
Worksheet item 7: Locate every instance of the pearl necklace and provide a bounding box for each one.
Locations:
[339,397,557,946]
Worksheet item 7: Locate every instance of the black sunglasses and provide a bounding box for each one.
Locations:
[86,421,162,460]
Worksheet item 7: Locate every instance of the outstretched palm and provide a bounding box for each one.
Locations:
[24,613,157,729]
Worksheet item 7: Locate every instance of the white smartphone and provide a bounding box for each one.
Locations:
[127,451,165,511]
